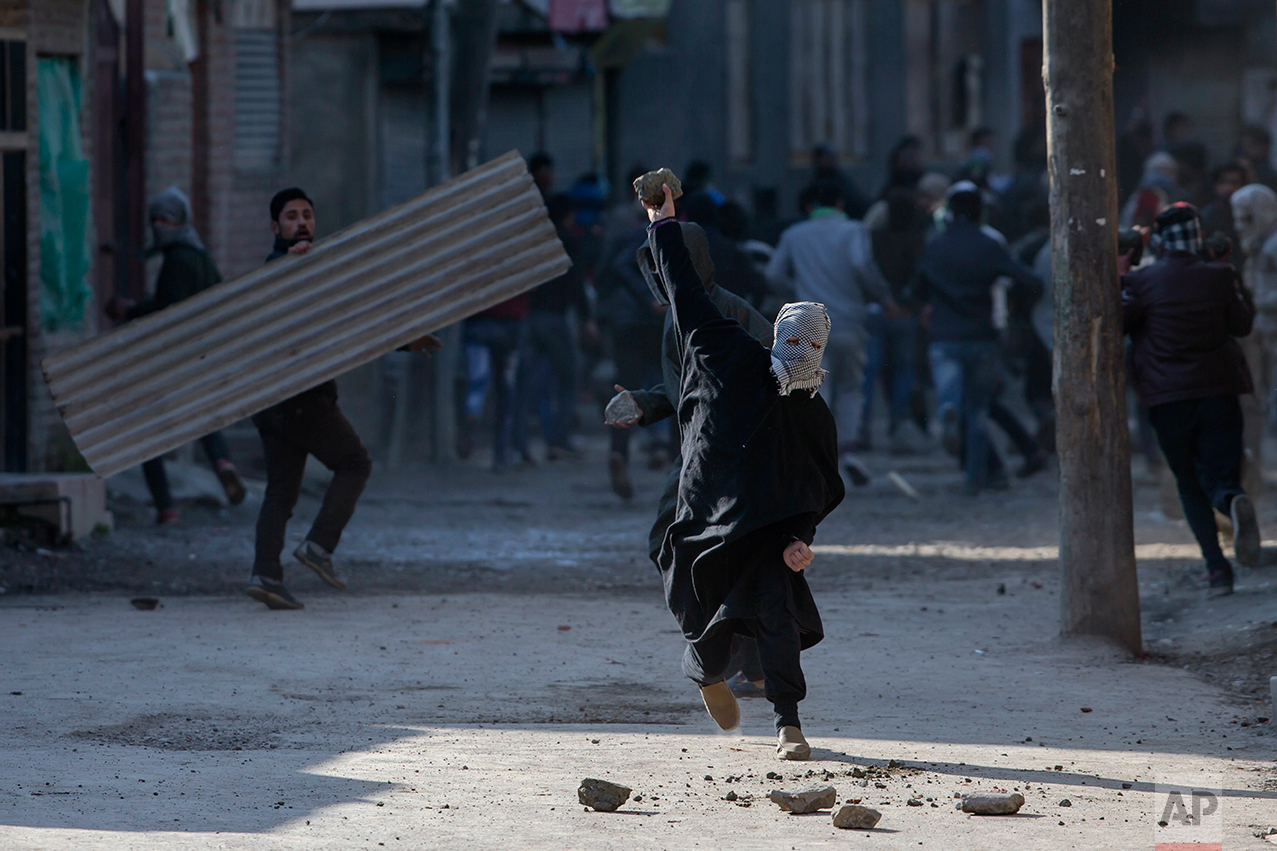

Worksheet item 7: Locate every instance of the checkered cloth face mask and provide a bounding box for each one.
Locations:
[771,302,831,397]
[1152,218,1203,256]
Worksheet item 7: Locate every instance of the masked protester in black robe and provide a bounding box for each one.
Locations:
[641,184,845,761]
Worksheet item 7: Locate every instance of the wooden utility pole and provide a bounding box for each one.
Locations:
[1043,0,1142,653]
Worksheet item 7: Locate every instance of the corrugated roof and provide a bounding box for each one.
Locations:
[43,151,570,478]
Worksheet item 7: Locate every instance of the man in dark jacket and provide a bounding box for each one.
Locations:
[106,187,246,523]
[246,188,440,610]
[1123,203,1261,595]
[911,187,1042,493]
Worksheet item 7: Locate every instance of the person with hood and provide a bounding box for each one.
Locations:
[1123,203,1261,596]
[638,182,844,760]
[1231,183,1277,482]
[105,187,246,523]
[605,219,775,698]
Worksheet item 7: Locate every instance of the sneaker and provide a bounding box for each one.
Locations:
[1230,494,1261,569]
[1207,566,1235,598]
[698,681,740,732]
[156,508,179,526]
[608,451,634,499]
[841,453,872,487]
[777,726,811,761]
[940,406,962,457]
[246,575,304,610]
[1017,452,1048,479]
[216,460,247,506]
[293,540,347,590]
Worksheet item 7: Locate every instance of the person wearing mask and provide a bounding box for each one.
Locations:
[106,187,246,524]
[246,188,441,610]
[1123,203,1261,596]
[910,186,1043,494]
[765,180,892,483]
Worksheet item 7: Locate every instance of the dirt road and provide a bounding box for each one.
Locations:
[2,435,1276,848]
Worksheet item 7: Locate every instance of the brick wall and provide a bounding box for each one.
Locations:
[26,0,93,472]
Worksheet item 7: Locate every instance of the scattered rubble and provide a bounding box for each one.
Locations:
[578,778,631,812]
[833,804,882,830]
[767,785,837,814]
[962,793,1026,815]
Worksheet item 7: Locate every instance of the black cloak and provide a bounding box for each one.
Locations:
[647,221,845,651]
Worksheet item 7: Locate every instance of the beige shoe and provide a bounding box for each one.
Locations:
[777,726,811,760]
[699,681,740,732]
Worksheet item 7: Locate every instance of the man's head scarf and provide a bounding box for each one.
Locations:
[637,221,716,305]
[1151,202,1203,256]
[1231,183,1277,255]
[771,302,831,397]
[147,186,204,254]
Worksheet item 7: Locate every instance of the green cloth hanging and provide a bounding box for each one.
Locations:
[37,56,91,333]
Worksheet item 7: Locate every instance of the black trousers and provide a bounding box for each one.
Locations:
[142,431,231,513]
[251,393,372,580]
[1147,395,1245,572]
[681,556,806,731]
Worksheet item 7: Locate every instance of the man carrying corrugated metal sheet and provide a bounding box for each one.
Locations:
[245,188,442,611]
[105,187,248,525]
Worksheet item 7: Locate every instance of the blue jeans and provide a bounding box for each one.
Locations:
[513,311,577,455]
[862,312,918,434]
[929,340,1003,490]
[462,317,523,465]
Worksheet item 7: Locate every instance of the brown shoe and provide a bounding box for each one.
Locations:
[777,726,811,760]
[609,452,633,499]
[216,460,247,506]
[698,681,739,732]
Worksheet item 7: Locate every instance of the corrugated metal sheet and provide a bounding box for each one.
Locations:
[43,151,570,478]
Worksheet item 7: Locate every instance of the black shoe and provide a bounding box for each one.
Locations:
[246,575,304,610]
[1017,452,1048,479]
[1230,494,1261,569]
[1207,565,1235,598]
[294,540,346,590]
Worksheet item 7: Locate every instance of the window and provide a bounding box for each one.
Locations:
[789,0,870,162]
[234,28,280,172]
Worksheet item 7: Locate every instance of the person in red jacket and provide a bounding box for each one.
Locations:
[1122,203,1261,596]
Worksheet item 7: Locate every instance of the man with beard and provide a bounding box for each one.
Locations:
[640,182,845,760]
[246,188,440,610]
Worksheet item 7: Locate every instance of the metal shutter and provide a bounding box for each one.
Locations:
[234,28,280,172]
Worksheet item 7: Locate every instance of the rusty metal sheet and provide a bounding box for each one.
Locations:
[42,151,570,478]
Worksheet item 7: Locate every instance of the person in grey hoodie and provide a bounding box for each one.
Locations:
[764,180,892,483]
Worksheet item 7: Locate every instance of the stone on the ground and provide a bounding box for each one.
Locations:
[961,793,1026,815]
[833,804,882,829]
[767,785,837,814]
[578,778,631,812]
